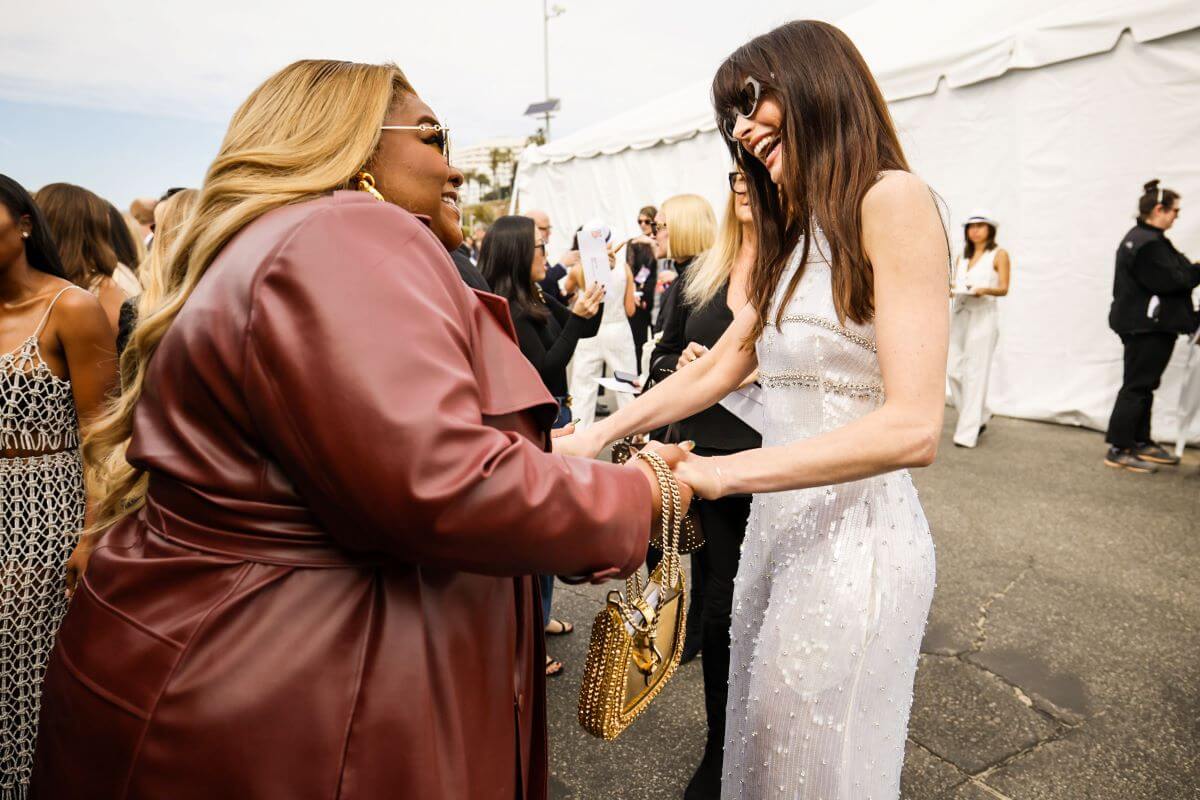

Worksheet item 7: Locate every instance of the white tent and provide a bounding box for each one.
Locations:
[514,0,1200,443]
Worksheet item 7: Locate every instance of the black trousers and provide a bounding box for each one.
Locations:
[629,310,651,370]
[693,492,753,757]
[1106,332,1177,449]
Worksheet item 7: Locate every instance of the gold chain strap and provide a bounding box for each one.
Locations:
[631,450,683,591]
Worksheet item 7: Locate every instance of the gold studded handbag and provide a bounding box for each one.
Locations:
[578,450,688,740]
[611,436,704,554]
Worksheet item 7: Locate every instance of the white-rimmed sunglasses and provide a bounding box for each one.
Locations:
[379,124,452,164]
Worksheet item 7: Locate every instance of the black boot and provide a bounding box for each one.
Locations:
[683,742,723,800]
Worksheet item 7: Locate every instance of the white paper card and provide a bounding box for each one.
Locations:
[596,376,639,395]
[718,382,764,434]
[622,581,662,634]
[578,219,611,291]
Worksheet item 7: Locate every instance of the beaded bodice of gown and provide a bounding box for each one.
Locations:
[1,286,87,800]
[721,234,936,800]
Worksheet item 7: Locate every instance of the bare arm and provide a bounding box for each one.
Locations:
[562,303,759,455]
[57,291,119,433]
[677,172,949,498]
[93,277,128,336]
[58,290,120,594]
[564,264,583,297]
[976,249,1010,296]
[623,264,637,317]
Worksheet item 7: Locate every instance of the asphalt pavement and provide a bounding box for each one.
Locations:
[543,412,1199,799]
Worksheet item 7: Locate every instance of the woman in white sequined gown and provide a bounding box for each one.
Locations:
[558,21,950,800]
[0,175,117,800]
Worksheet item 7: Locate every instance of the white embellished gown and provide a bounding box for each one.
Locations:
[722,238,936,799]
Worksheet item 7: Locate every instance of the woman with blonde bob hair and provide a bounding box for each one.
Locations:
[651,193,716,334]
[31,59,685,800]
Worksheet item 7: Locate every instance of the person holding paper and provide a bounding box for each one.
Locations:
[567,225,639,428]
[947,210,1011,448]
[478,215,606,678]
[647,172,762,800]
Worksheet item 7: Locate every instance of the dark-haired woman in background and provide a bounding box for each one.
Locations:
[947,210,1010,448]
[0,174,116,800]
[1105,179,1199,472]
[557,20,950,798]
[33,183,130,333]
[478,214,604,676]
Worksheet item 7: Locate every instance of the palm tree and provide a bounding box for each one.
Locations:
[488,147,514,200]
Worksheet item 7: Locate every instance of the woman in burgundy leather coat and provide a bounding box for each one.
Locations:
[30,60,687,800]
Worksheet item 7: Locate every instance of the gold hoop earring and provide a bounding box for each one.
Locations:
[355,171,386,202]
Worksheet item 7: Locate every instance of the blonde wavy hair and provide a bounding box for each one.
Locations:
[135,188,199,320]
[85,59,414,535]
[683,191,748,308]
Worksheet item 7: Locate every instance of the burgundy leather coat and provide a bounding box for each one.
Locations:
[31,192,651,800]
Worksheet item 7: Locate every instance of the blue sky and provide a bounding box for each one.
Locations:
[1,99,225,209]
[1,0,866,211]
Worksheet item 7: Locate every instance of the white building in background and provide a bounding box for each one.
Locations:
[454,136,528,205]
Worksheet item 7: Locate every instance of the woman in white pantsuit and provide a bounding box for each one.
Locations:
[568,238,638,428]
[948,211,1011,447]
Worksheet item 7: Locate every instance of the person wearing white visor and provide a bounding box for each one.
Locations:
[947,210,1011,447]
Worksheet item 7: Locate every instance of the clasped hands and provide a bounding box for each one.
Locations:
[553,426,726,505]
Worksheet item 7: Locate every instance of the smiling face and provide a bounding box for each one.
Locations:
[369,93,464,251]
[731,94,786,184]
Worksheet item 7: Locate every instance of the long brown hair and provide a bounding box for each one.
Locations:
[713,20,909,342]
[34,182,118,288]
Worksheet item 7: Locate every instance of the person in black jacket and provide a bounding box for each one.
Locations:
[451,242,491,292]
[648,174,761,800]
[1105,180,1200,472]
[478,215,604,676]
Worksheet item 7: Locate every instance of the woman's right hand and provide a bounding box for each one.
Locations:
[571,283,604,318]
[631,442,695,541]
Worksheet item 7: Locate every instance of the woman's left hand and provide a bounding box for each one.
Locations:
[672,451,726,500]
[64,534,95,599]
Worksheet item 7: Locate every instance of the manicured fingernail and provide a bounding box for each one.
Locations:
[682,440,696,450]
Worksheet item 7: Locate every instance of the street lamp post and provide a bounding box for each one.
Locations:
[542,0,564,140]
